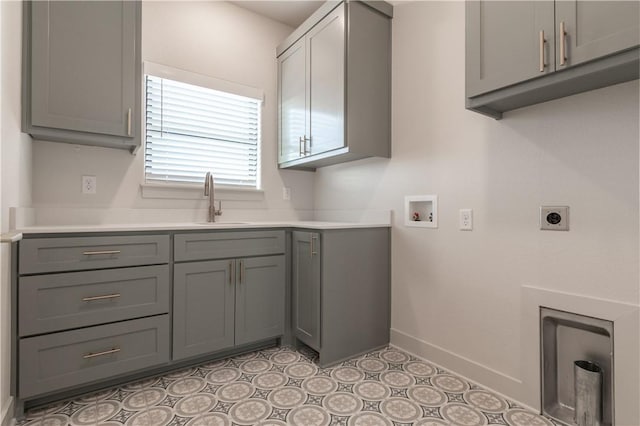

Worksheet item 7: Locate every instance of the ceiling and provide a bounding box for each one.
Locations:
[229,1,325,27]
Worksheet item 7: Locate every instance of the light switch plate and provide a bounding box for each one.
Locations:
[540,206,569,231]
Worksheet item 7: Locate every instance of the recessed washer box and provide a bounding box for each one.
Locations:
[405,195,437,228]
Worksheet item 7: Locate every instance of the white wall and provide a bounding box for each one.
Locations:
[1,1,33,423]
[30,1,315,222]
[314,1,639,419]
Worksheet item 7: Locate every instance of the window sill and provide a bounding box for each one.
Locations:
[140,183,265,201]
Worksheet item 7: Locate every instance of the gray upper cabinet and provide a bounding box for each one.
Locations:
[555,1,640,68]
[278,38,307,164]
[23,1,141,152]
[307,6,345,156]
[466,1,639,119]
[277,1,392,170]
[466,2,555,98]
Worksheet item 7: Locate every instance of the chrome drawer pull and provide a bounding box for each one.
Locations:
[82,250,121,256]
[83,347,121,359]
[82,293,121,302]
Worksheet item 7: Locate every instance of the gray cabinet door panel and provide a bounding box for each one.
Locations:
[19,265,170,337]
[30,1,136,137]
[173,260,235,361]
[556,1,639,68]
[308,4,345,155]
[292,232,321,351]
[278,38,307,163]
[19,235,170,274]
[235,256,285,346]
[19,315,170,399]
[174,231,285,262]
[466,1,555,97]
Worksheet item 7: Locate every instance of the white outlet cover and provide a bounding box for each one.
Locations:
[459,209,473,231]
[282,187,291,201]
[82,175,96,194]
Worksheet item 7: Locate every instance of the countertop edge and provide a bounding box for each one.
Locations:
[14,221,391,235]
[1,232,23,243]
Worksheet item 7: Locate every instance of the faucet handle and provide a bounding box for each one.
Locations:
[215,200,223,216]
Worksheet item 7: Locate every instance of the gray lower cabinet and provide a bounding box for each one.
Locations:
[292,229,390,367]
[277,1,392,170]
[172,260,235,361]
[173,255,286,361]
[292,232,321,351]
[19,265,170,337]
[19,315,170,399]
[15,234,171,407]
[22,1,141,152]
[466,1,639,118]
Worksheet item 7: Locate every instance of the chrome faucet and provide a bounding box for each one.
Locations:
[204,171,222,222]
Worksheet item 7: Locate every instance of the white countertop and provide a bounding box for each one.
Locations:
[3,220,390,241]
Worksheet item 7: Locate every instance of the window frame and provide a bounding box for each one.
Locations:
[140,62,264,199]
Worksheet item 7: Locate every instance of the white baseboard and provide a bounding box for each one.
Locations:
[1,397,15,426]
[390,328,535,412]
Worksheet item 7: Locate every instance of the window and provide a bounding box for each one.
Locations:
[144,66,262,189]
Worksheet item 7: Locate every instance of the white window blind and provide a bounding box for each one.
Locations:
[144,74,261,188]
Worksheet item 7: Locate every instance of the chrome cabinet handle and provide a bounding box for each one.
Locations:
[303,135,310,155]
[82,293,121,302]
[82,250,121,256]
[560,21,567,66]
[539,30,546,72]
[83,347,121,359]
[127,108,132,136]
[239,260,243,285]
[229,261,233,285]
[310,234,318,257]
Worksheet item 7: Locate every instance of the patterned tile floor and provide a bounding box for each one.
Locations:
[17,346,560,426]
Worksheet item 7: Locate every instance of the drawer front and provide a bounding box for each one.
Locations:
[174,231,285,262]
[19,235,170,274]
[19,315,170,398]
[19,265,170,337]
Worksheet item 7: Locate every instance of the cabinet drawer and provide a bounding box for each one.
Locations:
[19,265,170,337]
[174,231,285,262]
[19,315,169,398]
[19,235,170,274]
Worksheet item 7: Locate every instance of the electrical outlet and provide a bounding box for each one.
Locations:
[459,209,473,230]
[82,175,96,194]
[282,187,291,201]
[540,206,569,231]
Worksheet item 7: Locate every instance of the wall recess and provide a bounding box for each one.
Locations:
[405,195,437,228]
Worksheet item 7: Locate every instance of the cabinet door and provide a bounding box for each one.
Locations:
[466,1,555,97]
[292,232,321,351]
[235,256,285,346]
[308,5,345,156]
[278,38,307,163]
[30,1,136,138]
[555,1,639,69]
[173,260,235,361]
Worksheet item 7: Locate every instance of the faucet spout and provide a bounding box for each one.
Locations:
[204,171,222,222]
